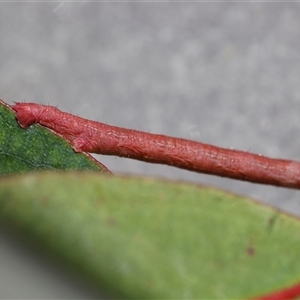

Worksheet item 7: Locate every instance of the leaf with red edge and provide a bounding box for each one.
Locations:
[1,172,300,298]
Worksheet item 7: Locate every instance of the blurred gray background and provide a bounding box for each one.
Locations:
[1,1,300,298]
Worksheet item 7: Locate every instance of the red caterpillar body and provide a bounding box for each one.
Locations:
[12,102,300,189]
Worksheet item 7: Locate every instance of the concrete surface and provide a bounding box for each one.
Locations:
[1,2,300,298]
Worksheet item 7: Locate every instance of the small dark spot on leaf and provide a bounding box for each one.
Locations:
[268,213,279,230]
[39,196,49,206]
[246,246,255,256]
[106,217,116,227]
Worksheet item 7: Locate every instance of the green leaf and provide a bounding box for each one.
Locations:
[1,172,299,299]
[0,100,110,175]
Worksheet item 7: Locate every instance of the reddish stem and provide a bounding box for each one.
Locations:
[253,282,300,300]
[12,102,300,189]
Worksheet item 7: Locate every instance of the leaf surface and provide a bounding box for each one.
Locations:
[0,172,299,299]
[0,99,110,175]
